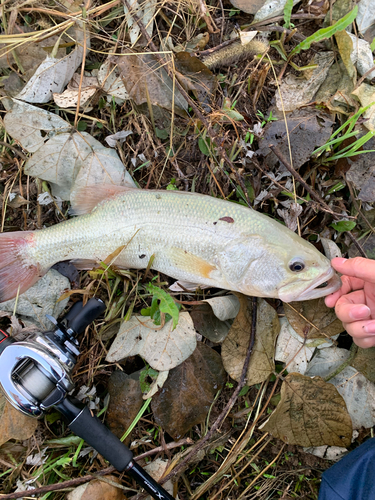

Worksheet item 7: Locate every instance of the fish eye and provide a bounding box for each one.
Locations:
[289,260,305,272]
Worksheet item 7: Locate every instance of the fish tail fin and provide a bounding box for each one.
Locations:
[0,231,41,303]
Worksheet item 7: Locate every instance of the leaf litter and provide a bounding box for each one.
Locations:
[2,0,375,497]
[15,23,90,104]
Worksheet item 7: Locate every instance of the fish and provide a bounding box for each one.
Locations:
[0,185,341,303]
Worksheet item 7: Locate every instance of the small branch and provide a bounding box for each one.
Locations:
[0,439,192,500]
[355,65,375,89]
[159,296,257,484]
[0,467,115,500]
[0,140,28,161]
[324,343,358,382]
[269,144,367,257]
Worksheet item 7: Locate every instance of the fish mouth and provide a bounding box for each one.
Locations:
[280,267,342,302]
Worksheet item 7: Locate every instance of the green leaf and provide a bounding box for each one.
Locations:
[371,37,375,52]
[139,365,159,393]
[223,109,244,121]
[155,127,169,139]
[283,0,294,29]
[198,135,212,156]
[76,120,87,131]
[146,283,180,329]
[327,181,346,194]
[290,6,358,56]
[331,220,356,232]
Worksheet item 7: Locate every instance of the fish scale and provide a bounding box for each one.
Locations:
[0,187,341,303]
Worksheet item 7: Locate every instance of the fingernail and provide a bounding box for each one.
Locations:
[333,258,348,265]
[364,322,375,334]
[349,305,371,320]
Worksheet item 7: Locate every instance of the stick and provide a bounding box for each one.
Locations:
[159,296,258,484]
[0,439,192,499]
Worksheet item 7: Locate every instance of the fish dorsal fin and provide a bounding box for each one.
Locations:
[70,184,136,215]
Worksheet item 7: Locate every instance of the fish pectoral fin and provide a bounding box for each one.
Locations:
[70,259,99,270]
[70,184,137,215]
[166,247,218,279]
[169,281,211,292]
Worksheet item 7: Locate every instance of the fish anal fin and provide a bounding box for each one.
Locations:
[167,247,217,279]
[169,281,211,292]
[70,184,136,215]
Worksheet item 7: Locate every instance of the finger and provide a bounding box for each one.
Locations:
[335,303,371,324]
[331,257,375,284]
[343,318,375,339]
[325,276,365,308]
[334,290,368,322]
[353,336,375,348]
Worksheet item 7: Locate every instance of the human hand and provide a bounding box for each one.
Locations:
[325,257,375,348]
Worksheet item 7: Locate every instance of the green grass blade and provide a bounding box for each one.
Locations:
[312,130,359,156]
[328,132,374,158]
[329,148,375,161]
[290,6,358,56]
[283,0,294,29]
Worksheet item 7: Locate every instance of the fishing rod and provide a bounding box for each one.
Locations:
[0,298,174,500]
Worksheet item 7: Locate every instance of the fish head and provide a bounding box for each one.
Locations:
[219,234,341,302]
[273,242,342,302]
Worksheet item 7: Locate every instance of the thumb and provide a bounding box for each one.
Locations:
[331,257,375,284]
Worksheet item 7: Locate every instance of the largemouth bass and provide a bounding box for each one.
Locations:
[0,186,341,303]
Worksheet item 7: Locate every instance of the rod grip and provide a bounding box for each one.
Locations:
[68,406,133,471]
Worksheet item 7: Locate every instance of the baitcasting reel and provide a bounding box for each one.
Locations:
[0,298,174,500]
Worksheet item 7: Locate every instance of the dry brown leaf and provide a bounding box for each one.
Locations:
[0,35,66,74]
[275,52,334,112]
[351,347,375,383]
[106,313,197,371]
[97,60,129,102]
[106,370,143,443]
[23,131,134,201]
[152,343,226,439]
[335,30,356,81]
[174,52,216,104]
[221,295,280,385]
[284,298,344,339]
[260,373,352,447]
[67,476,123,500]
[53,73,98,108]
[15,24,90,104]
[111,50,187,115]
[258,108,334,170]
[0,393,38,446]
[229,0,266,14]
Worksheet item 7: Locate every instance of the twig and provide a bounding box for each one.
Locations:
[269,144,367,257]
[0,140,28,161]
[0,439,193,500]
[159,296,258,485]
[0,467,115,500]
[324,342,358,382]
[122,0,251,206]
[354,64,375,89]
